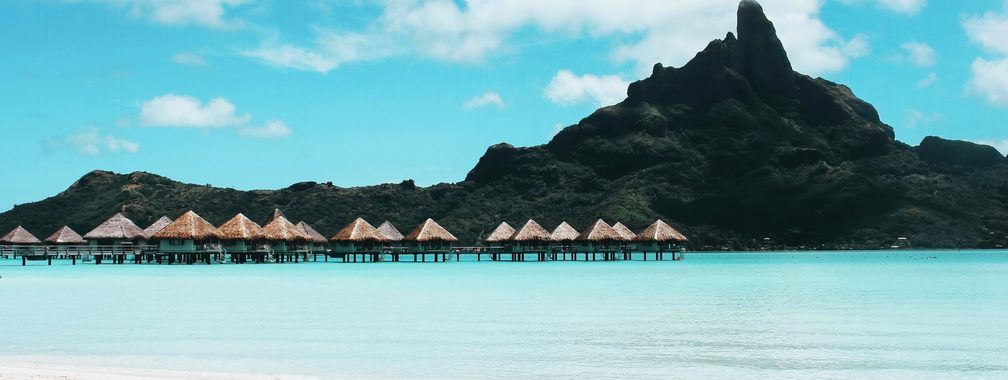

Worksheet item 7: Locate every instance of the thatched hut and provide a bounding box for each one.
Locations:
[45,226,86,257]
[261,209,309,253]
[377,221,404,248]
[141,216,173,246]
[84,213,146,252]
[634,219,688,253]
[217,213,265,253]
[483,222,515,246]
[1,226,42,258]
[612,222,636,240]
[297,221,328,252]
[403,218,458,252]
[152,211,222,252]
[46,226,86,245]
[612,222,637,250]
[2,226,42,245]
[576,219,625,252]
[509,219,551,252]
[330,218,386,253]
[549,221,579,252]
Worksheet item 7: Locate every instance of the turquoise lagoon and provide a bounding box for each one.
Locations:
[0,251,1006,379]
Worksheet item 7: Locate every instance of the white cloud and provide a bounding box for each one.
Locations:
[842,34,871,58]
[876,0,927,14]
[965,4,1008,108]
[138,94,293,138]
[238,120,292,139]
[968,58,1008,108]
[172,52,206,66]
[242,32,391,73]
[248,0,870,77]
[838,0,926,14]
[974,139,1008,155]
[900,41,935,67]
[965,5,1008,55]
[49,129,140,155]
[140,94,250,128]
[96,0,251,29]
[903,109,944,129]
[544,70,629,107]
[463,92,506,109]
[916,72,938,88]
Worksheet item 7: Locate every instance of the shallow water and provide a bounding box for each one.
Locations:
[0,251,1006,379]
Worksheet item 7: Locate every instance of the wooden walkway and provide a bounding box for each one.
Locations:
[0,245,684,265]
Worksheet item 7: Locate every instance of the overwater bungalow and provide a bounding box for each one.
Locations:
[45,226,87,259]
[575,219,625,255]
[549,221,580,253]
[152,211,222,253]
[403,218,458,253]
[261,209,309,254]
[377,221,405,248]
[510,219,551,253]
[297,221,328,253]
[1,225,42,253]
[84,213,146,258]
[633,219,688,260]
[2,226,44,264]
[141,216,173,246]
[218,213,265,254]
[330,218,386,254]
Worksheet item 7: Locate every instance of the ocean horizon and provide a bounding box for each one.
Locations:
[2,251,1005,379]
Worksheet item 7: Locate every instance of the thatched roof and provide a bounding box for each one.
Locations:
[1,226,42,244]
[377,221,404,241]
[84,213,145,241]
[576,219,625,241]
[330,218,387,242]
[218,213,265,241]
[297,221,328,243]
[510,219,551,241]
[262,209,309,242]
[612,222,637,240]
[152,211,221,240]
[46,226,86,244]
[143,216,173,239]
[550,222,580,241]
[634,219,688,242]
[404,218,458,242]
[484,222,515,243]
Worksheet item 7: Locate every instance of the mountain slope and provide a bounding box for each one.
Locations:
[3,0,1008,249]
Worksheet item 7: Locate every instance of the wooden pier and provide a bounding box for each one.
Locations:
[1,244,684,265]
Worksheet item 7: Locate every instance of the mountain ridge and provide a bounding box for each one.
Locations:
[4,0,1008,249]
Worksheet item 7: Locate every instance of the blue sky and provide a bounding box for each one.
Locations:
[2,0,1007,211]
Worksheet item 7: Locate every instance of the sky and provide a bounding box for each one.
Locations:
[2,0,1007,212]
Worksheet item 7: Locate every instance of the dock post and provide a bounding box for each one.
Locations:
[22,256,25,266]
[48,256,52,265]
[72,255,76,265]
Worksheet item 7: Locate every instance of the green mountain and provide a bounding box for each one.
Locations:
[3,1,1008,250]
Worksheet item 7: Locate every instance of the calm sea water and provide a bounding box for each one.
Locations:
[0,251,1006,379]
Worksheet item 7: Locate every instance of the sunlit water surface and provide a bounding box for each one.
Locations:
[0,251,1006,379]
